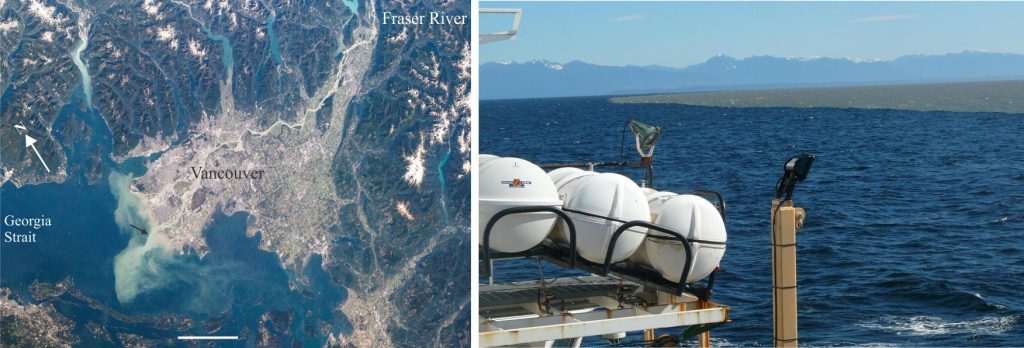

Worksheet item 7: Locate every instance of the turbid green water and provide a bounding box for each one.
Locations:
[342,0,359,14]
[201,25,235,78]
[266,14,283,65]
[71,28,93,108]
[612,80,1024,114]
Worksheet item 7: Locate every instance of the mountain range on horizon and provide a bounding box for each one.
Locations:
[480,51,1024,100]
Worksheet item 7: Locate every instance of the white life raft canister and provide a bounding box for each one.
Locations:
[644,192,727,283]
[479,156,562,253]
[553,172,650,264]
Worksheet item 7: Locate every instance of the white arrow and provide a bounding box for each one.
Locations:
[25,134,50,172]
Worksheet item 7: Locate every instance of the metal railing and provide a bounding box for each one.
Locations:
[479,191,726,297]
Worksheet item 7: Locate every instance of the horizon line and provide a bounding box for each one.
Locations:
[483,50,1022,69]
[479,78,1024,102]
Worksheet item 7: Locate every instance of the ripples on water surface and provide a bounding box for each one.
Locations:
[480,97,1024,346]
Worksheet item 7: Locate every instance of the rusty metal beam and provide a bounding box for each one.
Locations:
[480,306,729,347]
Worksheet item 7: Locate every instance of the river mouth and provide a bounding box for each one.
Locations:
[1,169,350,344]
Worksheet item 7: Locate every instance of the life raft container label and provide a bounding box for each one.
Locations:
[501,179,531,188]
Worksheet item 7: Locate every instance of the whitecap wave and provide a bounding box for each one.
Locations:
[858,315,1018,336]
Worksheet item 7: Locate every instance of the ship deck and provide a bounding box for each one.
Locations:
[480,275,730,347]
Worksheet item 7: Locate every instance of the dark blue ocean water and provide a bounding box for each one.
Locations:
[481,96,1024,346]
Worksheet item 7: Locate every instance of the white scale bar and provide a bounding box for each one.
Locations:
[177,336,239,340]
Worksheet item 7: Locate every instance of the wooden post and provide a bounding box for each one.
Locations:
[772,199,804,347]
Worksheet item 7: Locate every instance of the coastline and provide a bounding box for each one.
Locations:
[610,80,1024,114]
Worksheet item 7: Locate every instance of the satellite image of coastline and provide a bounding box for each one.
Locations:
[1,0,470,346]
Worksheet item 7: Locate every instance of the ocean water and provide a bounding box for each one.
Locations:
[480,96,1024,346]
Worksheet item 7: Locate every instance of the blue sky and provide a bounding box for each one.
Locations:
[480,2,1024,68]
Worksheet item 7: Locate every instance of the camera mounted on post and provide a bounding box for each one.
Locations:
[775,153,815,201]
